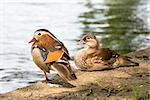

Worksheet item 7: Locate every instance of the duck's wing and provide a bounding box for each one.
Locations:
[41,39,70,64]
[43,47,70,64]
[90,48,138,68]
[51,35,70,60]
[90,48,117,61]
[55,41,70,60]
[82,48,118,71]
[44,49,64,63]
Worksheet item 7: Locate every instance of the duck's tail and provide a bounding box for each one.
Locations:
[113,56,139,68]
[51,62,77,81]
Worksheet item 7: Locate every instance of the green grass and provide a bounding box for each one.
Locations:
[130,84,149,100]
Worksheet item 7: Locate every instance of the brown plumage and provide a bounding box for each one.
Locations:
[75,34,139,71]
[29,29,77,81]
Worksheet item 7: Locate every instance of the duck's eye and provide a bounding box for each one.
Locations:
[86,37,90,40]
[38,33,41,35]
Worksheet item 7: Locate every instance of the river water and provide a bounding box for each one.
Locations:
[0,0,150,93]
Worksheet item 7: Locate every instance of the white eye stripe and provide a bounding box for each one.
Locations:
[49,34,55,39]
[34,31,60,42]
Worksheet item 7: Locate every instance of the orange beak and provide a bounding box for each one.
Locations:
[29,38,38,44]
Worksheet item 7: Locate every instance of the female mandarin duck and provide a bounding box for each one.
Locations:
[75,34,139,71]
[29,29,77,81]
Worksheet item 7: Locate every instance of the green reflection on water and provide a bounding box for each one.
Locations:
[78,0,149,54]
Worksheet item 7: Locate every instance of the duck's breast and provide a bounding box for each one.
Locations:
[32,48,50,72]
[74,49,89,68]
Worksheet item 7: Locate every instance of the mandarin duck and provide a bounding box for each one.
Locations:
[29,29,77,81]
[75,34,139,71]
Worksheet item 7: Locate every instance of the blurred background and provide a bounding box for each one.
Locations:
[0,0,149,93]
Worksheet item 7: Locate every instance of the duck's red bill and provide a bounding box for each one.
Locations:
[79,40,86,44]
[29,38,37,44]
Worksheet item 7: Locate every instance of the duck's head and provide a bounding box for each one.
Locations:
[80,34,99,48]
[29,29,57,46]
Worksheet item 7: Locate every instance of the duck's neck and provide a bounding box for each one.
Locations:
[88,39,99,50]
[87,41,99,50]
[85,46,99,54]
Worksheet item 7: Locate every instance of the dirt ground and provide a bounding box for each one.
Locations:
[0,48,150,100]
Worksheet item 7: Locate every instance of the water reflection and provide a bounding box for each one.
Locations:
[78,0,150,53]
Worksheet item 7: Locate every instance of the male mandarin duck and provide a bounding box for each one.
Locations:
[75,34,139,71]
[29,29,77,81]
